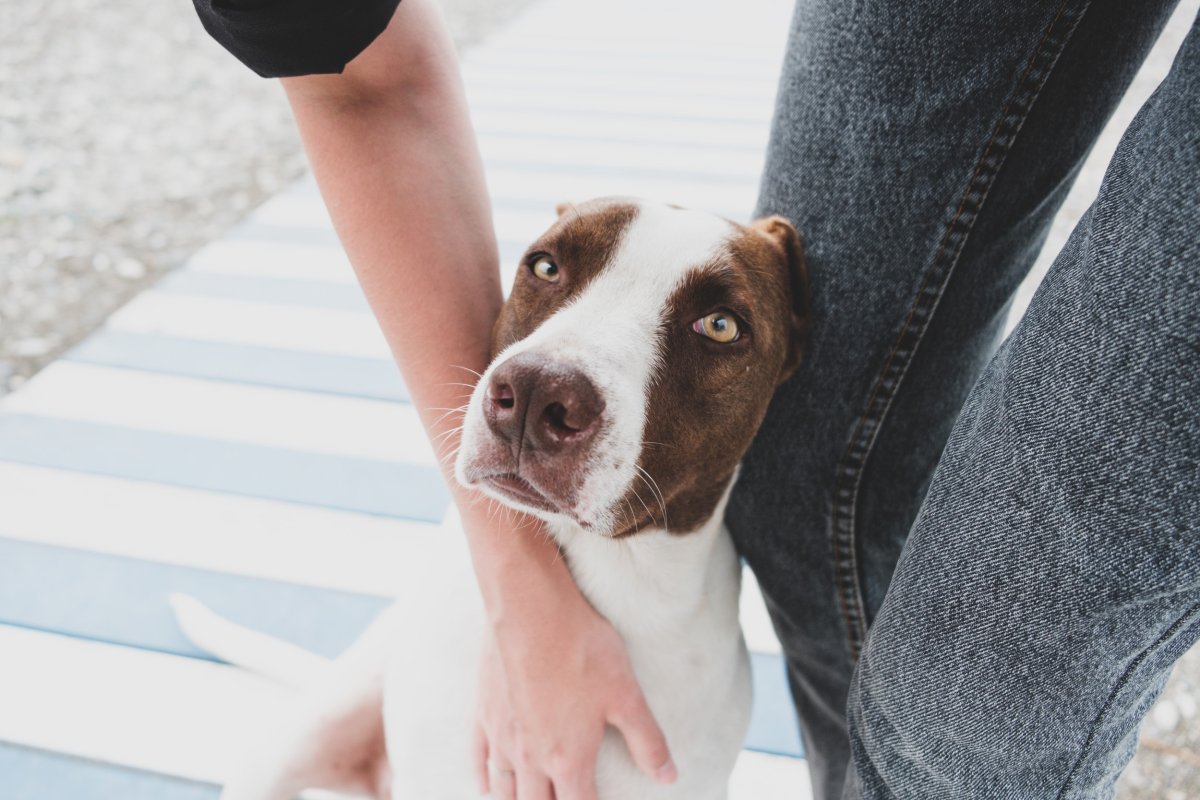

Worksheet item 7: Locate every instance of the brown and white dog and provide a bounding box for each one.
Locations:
[175,197,808,800]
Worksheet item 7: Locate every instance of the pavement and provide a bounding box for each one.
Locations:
[0,0,808,797]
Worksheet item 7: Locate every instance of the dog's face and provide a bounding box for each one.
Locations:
[456,198,808,537]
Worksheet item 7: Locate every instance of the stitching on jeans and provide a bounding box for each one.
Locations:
[1056,601,1200,798]
[828,0,1092,663]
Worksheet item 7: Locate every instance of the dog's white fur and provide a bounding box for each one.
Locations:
[177,201,757,800]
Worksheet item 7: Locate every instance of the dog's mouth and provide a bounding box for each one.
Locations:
[482,473,561,516]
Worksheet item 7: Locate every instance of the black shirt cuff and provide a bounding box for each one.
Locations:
[194,0,404,78]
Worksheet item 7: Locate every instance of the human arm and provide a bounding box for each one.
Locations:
[272,2,676,798]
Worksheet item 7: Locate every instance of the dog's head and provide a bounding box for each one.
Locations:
[456,198,808,537]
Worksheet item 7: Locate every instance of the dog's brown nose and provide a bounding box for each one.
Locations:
[485,352,605,455]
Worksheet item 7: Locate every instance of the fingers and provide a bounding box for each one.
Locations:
[489,749,518,800]
[473,723,490,796]
[608,690,676,784]
[514,762,553,800]
[548,754,598,800]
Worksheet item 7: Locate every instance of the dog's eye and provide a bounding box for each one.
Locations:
[692,311,740,343]
[530,256,560,283]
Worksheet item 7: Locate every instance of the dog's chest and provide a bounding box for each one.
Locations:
[382,515,751,800]
[551,520,753,798]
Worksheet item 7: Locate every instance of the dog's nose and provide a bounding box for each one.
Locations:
[484,353,605,454]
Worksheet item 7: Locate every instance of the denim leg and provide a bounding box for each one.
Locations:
[845,19,1200,799]
[726,1,1182,797]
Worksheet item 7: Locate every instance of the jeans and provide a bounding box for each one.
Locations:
[725,1,1200,797]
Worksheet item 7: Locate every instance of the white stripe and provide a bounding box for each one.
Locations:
[740,569,782,656]
[464,85,772,123]
[0,624,287,785]
[465,34,789,63]
[478,136,765,180]
[1,362,437,466]
[0,462,452,597]
[187,240,356,285]
[486,169,757,220]
[472,108,770,150]
[463,51,783,81]
[464,69,777,103]
[246,192,333,229]
[730,750,813,800]
[106,291,391,359]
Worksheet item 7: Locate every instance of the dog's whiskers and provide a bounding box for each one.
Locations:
[629,483,655,531]
[634,464,669,532]
[448,364,484,379]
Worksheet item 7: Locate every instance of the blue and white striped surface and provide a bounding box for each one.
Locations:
[0,0,810,797]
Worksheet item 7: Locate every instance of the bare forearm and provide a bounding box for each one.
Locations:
[279,0,571,622]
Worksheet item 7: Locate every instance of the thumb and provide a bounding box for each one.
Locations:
[607,689,677,784]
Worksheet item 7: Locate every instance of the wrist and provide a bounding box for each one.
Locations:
[456,496,584,625]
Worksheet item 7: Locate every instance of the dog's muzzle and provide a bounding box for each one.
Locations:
[463,351,607,518]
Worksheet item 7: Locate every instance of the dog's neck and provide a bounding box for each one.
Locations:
[546,479,741,642]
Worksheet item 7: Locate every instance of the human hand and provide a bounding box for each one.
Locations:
[472,584,677,800]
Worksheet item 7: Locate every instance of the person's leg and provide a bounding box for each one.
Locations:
[726,1,1182,797]
[845,19,1200,798]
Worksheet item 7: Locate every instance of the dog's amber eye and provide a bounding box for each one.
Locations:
[531,256,560,283]
[692,311,740,343]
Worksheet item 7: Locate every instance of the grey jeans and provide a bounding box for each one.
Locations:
[726,1,1200,798]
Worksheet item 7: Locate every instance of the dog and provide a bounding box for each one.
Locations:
[174,197,808,799]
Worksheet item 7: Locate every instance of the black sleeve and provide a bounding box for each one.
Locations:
[193,1,403,78]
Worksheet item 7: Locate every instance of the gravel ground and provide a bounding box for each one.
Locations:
[0,0,532,395]
[2,0,1198,795]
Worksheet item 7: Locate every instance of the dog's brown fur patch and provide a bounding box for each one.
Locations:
[611,217,808,537]
[492,200,638,354]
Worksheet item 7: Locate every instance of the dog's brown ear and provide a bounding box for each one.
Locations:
[751,215,810,384]
[555,201,576,217]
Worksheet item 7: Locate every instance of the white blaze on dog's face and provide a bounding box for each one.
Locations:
[456,198,808,537]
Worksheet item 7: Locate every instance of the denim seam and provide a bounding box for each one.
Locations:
[1056,600,1200,798]
[827,0,1092,663]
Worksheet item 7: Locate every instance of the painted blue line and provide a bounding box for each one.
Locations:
[0,414,449,522]
[65,331,410,403]
[155,271,371,312]
[0,743,218,800]
[747,652,804,758]
[0,538,389,660]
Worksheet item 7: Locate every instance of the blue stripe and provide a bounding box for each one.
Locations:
[0,414,449,522]
[0,539,388,660]
[747,653,804,758]
[0,743,217,800]
[155,271,371,311]
[0,537,802,758]
[65,332,409,403]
